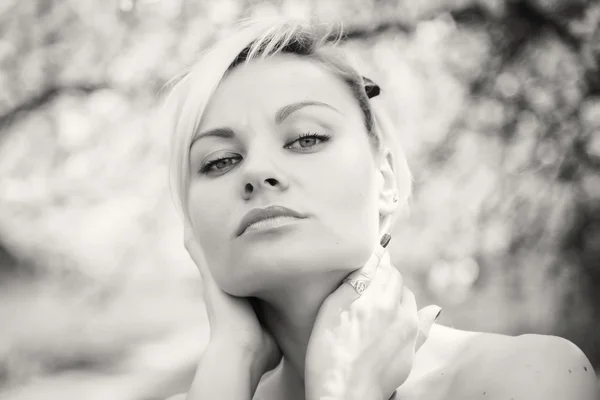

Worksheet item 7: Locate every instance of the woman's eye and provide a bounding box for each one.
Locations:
[286,132,331,150]
[199,156,241,174]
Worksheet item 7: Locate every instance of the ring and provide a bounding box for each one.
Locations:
[343,277,368,295]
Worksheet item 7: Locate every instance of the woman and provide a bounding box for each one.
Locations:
[163,18,598,400]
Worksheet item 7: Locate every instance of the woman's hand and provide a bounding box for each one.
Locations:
[305,236,441,400]
[184,224,282,382]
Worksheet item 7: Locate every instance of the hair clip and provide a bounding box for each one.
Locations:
[362,76,381,99]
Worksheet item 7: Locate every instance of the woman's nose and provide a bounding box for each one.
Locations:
[240,153,289,201]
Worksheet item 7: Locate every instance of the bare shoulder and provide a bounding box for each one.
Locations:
[400,324,598,400]
[454,330,599,400]
[395,324,484,399]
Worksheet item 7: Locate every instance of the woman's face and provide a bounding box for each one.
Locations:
[187,54,392,296]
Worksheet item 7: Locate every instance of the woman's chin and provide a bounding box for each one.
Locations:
[226,269,350,300]
[226,248,368,292]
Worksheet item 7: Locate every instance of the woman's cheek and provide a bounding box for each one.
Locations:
[329,143,377,213]
[317,148,379,252]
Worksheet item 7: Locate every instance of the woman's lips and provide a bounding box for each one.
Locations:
[243,215,303,234]
[236,205,307,236]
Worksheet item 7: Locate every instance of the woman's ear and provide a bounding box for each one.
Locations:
[377,147,399,225]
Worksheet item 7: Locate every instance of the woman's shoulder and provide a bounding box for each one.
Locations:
[395,323,480,399]
[411,324,598,400]
[463,330,597,399]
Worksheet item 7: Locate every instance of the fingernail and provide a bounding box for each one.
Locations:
[380,233,391,248]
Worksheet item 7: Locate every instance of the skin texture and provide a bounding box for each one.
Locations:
[178,54,600,400]
[186,53,399,398]
[188,55,391,296]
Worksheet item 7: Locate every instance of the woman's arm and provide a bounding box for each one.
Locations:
[172,225,282,400]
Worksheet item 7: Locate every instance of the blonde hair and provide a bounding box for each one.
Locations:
[162,17,413,230]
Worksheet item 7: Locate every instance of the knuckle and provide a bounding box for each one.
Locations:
[358,266,376,281]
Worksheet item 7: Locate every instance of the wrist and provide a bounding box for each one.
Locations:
[206,338,267,391]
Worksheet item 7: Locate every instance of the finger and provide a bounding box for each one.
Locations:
[399,286,418,320]
[372,256,403,310]
[414,305,442,353]
[183,224,200,255]
[343,233,392,294]
[339,244,389,304]
[321,240,391,315]
[184,224,209,273]
[359,232,392,279]
[183,224,220,303]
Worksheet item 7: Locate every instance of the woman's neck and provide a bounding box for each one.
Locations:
[254,270,345,394]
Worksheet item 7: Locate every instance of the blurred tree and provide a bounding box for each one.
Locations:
[0,0,598,386]
[0,242,18,276]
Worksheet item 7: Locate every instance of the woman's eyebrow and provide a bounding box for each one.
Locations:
[275,100,340,124]
[191,127,234,147]
[191,101,339,147]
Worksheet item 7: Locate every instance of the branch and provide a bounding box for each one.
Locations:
[574,137,600,172]
[0,82,108,131]
[330,0,590,95]
[329,3,492,42]
[511,1,582,53]
[329,20,414,42]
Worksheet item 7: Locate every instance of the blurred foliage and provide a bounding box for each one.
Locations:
[0,0,599,397]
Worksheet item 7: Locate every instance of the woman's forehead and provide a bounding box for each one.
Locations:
[200,55,359,127]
